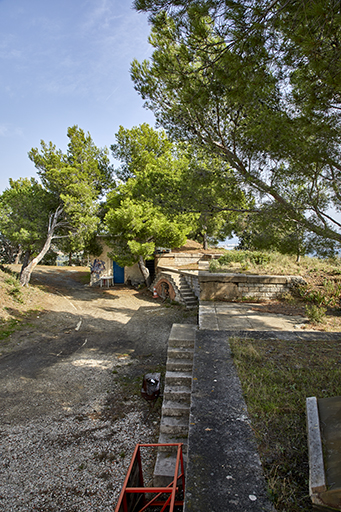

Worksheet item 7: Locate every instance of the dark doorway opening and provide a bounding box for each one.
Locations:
[145,258,155,281]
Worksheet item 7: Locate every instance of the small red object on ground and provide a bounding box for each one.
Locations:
[114,443,185,512]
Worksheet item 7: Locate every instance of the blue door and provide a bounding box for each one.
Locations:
[113,261,125,284]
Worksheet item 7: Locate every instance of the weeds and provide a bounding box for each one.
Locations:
[229,335,341,511]
[211,250,272,271]
[5,276,24,303]
[295,280,341,309]
[0,318,20,340]
[305,304,327,323]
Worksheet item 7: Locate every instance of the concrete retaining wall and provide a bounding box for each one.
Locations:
[199,273,305,301]
[156,267,306,301]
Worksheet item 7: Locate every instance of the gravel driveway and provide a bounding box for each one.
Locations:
[0,267,197,511]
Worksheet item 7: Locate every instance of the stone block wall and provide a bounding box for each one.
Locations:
[154,267,306,303]
[199,273,306,301]
[182,272,200,299]
[156,253,202,268]
[152,271,186,305]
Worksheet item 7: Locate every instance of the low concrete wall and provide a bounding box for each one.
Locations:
[156,253,203,268]
[156,266,306,301]
[199,273,305,301]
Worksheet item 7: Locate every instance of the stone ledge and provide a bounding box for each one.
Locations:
[184,331,275,512]
[199,273,297,284]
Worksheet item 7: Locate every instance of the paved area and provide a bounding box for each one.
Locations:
[199,301,308,331]
[185,331,274,512]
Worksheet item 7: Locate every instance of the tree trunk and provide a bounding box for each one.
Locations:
[138,255,151,287]
[20,206,63,286]
[20,250,31,278]
[14,246,22,265]
[202,216,208,250]
[203,232,208,250]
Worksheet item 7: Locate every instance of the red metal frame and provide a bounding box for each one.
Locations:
[115,443,185,512]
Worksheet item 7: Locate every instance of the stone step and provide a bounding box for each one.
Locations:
[153,450,187,487]
[162,399,190,418]
[179,288,195,295]
[166,358,193,372]
[168,337,195,348]
[184,301,198,309]
[160,415,189,435]
[168,324,196,348]
[164,384,192,403]
[167,347,194,360]
[169,323,197,340]
[165,370,192,387]
[158,432,188,453]
[181,297,198,304]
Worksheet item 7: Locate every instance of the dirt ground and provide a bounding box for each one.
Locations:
[0,265,197,424]
[0,266,197,511]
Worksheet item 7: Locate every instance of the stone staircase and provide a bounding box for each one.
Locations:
[153,324,197,487]
[178,275,198,309]
[170,273,198,309]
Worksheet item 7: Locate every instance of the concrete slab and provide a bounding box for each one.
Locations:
[184,331,274,512]
[169,323,198,341]
[199,302,310,331]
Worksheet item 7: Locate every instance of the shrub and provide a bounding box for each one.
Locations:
[217,251,247,265]
[248,251,271,266]
[216,250,272,268]
[305,304,327,323]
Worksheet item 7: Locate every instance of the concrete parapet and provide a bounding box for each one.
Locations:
[199,272,306,301]
[184,331,275,512]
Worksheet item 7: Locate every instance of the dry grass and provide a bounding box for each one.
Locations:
[0,266,47,343]
[210,251,341,332]
[230,335,341,511]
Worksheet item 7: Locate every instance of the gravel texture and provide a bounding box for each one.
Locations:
[1,404,156,511]
[0,266,197,511]
[0,345,160,512]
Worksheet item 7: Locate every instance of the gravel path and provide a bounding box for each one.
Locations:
[0,268,197,511]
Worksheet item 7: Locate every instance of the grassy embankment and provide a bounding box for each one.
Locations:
[230,335,341,511]
[210,250,341,328]
[0,265,90,347]
[0,265,45,346]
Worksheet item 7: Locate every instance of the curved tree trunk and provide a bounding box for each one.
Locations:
[20,236,53,286]
[20,206,63,286]
[138,255,151,287]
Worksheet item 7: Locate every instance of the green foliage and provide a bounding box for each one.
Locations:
[110,124,251,248]
[132,0,341,249]
[104,193,188,268]
[217,252,247,265]
[305,304,327,323]
[1,126,112,285]
[212,250,272,270]
[0,318,20,341]
[40,250,58,266]
[111,123,173,181]
[0,177,52,255]
[5,276,23,303]
[28,125,112,248]
[295,280,341,309]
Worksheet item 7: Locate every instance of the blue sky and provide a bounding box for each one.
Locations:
[0,0,156,193]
